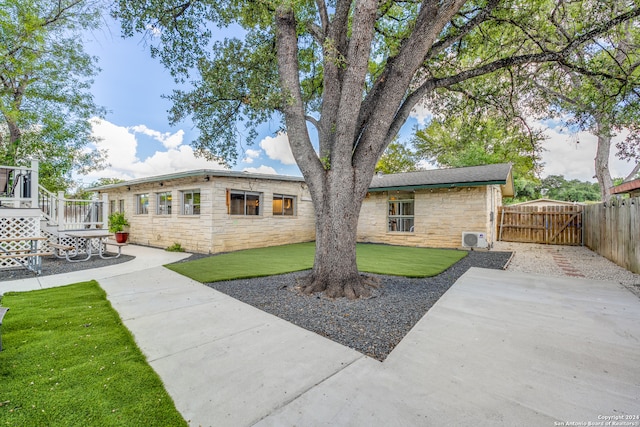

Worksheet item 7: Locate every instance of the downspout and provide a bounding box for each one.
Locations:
[489,185,496,248]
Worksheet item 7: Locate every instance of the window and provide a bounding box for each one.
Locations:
[229,190,261,215]
[157,191,172,215]
[388,193,414,232]
[181,189,201,215]
[273,194,296,216]
[136,193,149,215]
[118,199,125,213]
[109,200,116,215]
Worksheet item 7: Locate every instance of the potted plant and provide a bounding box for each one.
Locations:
[108,212,130,243]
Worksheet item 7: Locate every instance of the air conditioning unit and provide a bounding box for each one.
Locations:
[462,232,488,249]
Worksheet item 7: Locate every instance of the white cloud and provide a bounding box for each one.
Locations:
[129,124,184,149]
[90,118,140,175]
[242,148,261,164]
[243,165,277,175]
[83,118,225,182]
[409,104,432,127]
[145,24,162,37]
[540,126,636,182]
[260,132,296,165]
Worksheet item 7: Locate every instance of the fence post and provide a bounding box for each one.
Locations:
[102,193,109,229]
[57,191,65,229]
[30,160,39,208]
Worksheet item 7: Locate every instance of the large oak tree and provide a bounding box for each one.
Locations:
[114,0,640,298]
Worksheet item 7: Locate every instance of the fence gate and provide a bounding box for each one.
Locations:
[497,205,584,245]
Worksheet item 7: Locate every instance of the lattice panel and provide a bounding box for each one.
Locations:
[0,216,40,269]
[57,235,101,255]
[0,217,39,239]
[40,229,57,254]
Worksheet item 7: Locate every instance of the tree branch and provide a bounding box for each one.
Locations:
[426,0,500,61]
[305,114,322,139]
[275,6,324,190]
[315,0,329,36]
[354,0,468,156]
[386,5,640,142]
[318,0,352,157]
[530,78,584,109]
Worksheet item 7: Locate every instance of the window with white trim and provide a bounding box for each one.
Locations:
[272,194,296,216]
[181,189,201,215]
[388,193,414,232]
[229,190,261,215]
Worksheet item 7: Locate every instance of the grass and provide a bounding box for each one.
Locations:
[356,243,467,277]
[0,282,187,427]
[166,242,467,282]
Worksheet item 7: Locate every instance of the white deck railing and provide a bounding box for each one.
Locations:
[55,192,108,230]
[0,160,39,208]
[1,160,108,230]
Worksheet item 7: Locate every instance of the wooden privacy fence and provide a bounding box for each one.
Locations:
[497,205,584,245]
[583,197,640,274]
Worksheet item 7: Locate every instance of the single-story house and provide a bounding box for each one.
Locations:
[359,163,513,248]
[90,170,316,254]
[90,163,513,253]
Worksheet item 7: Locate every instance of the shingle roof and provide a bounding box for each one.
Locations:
[88,169,305,191]
[89,163,514,197]
[610,178,640,195]
[369,163,514,196]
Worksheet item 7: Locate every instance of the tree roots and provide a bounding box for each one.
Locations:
[295,273,380,300]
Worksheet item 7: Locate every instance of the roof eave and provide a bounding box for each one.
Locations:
[88,169,305,191]
[368,180,508,193]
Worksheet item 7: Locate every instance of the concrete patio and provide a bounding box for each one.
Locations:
[1,245,638,426]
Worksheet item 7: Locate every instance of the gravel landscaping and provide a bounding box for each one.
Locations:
[494,241,640,298]
[0,253,135,282]
[5,241,637,361]
[205,250,512,361]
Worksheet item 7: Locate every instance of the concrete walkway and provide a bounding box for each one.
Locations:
[1,246,639,426]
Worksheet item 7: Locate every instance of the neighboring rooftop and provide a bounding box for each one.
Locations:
[610,178,640,196]
[369,163,514,197]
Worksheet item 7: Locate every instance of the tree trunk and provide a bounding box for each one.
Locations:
[594,119,614,202]
[297,169,372,299]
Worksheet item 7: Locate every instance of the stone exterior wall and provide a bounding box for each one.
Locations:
[99,175,315,254]
[98,173,504,253]
[207,176,315,253]
[357,185,503,249]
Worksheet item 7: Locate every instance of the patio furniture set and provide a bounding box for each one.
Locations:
[1,230,127,276]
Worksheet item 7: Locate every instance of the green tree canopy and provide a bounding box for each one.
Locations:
[541,175,601,202]
[375,142,420,175]
[0,0,106,192]
[413,113,543,181]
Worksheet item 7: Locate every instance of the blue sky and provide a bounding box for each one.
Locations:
[78,18,635,186]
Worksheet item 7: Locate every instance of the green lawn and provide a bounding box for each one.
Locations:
[166,242,466,282]
[0,282,186,427]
